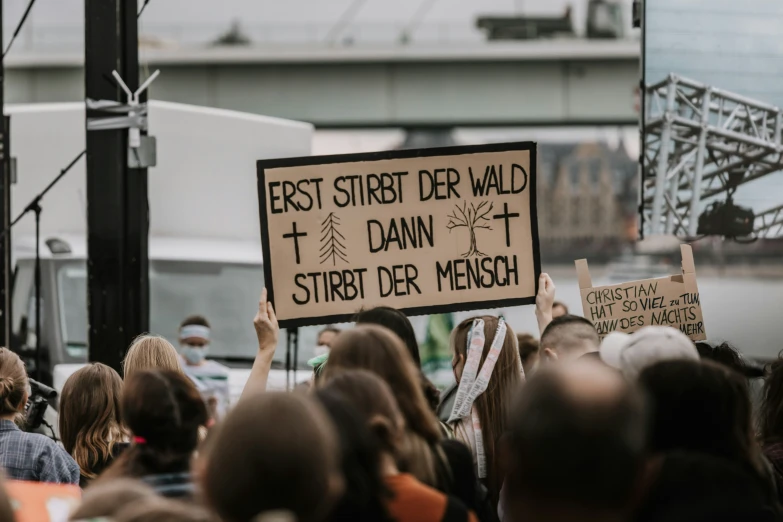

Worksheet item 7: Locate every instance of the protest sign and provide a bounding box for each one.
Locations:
[575,244,706,340]
[257,142,540,328]
[6,480,81,522]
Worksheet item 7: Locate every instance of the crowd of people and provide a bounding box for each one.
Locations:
[0,272,779,521]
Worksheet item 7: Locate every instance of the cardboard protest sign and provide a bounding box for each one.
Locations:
[575,244,706,340]
[257,142,540,328]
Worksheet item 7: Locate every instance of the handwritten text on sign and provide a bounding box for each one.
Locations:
[575,245,706,341]
[257,144,540,327]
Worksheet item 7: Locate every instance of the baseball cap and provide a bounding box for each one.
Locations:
[600,326,699,379]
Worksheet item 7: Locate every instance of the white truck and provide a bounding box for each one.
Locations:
[7,100,320,401]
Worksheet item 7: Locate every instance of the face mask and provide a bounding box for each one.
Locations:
[314,345,329,357]
[182,344,208,365]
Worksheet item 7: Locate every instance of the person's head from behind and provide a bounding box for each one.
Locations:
[696,341,763,379]
[601,326,699,379]
[317,326,341,350]
[315,374,394,520]
[639,359,758,469]
[320,370,405,462]
[60,363,125,480]
[540,315,600,363]
[202,392,342,522]
[179,315,211,367]
[69,479,157,520]
[450,316,523,503]
[516,333,540,377]
[353,307,421,366]
[123,334,182,380]
[353,307,441,411]
[0,348,29,420]
[103,369,207,479]
[323,325,440,445]
[506,360,647,522]
[323,324,441,485]
[552,301,569,319]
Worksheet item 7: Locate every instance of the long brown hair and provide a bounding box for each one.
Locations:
[450,316,523,506]
[321,370,406,459]
[323,325,443,486]
[102,369,207,480]
[0,348,28,418]
[59,363,126,480]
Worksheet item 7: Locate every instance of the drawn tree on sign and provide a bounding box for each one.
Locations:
[320,212,348,265]
[446,200,494,258]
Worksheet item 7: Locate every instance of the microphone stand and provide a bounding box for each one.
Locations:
[0,150,85,380]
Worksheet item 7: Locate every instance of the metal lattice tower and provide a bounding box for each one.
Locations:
[642,74,783,238]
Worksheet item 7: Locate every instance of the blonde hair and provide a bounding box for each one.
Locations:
[123,334,183,380]
[60,363,126,480]
[0,348,28,416]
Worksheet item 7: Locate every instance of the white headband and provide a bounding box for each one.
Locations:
[180,325,211,341]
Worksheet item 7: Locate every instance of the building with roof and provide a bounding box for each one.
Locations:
[538,141,637,260]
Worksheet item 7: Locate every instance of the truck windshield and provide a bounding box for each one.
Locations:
[56,260,319,366]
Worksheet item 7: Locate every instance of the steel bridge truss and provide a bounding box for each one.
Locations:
[642,74,783,238]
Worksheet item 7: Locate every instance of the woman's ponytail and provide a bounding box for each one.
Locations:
[0,349,28,416]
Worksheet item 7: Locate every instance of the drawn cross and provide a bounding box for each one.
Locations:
[493,202,520,248]
[283,222,308,264]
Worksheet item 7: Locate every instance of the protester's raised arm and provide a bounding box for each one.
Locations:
[535,273,556,335]
[240,288,279,402]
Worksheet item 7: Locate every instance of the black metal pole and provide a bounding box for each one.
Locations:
[33,204,40,380]
[85,0,149,372]
[0,0,10,351]
[285,329,292,390]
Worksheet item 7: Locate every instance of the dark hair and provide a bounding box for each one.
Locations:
[552,301,569,314]
[516,333,539,364]
[540,314,599,353]
[102,370,208,480]
[695,341,764,379]
[354,307,421,366]
[639,359,761,472]
[506,364,646,514]
[760,358,783,443]
[203,393,341,522]
[353,307,441,410]
[0,348,28,416]
[180,315,210,329]
[315,383,392,522]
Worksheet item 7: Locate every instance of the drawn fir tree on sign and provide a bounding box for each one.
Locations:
[446,200,494,258]
[320,212,348,265]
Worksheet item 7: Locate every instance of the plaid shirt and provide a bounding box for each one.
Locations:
[0,419,80,484]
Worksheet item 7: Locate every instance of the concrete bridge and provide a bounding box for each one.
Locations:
[5,39,639,127]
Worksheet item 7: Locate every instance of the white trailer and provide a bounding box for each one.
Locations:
[6,100,316,398]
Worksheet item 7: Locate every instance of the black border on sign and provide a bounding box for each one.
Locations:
[257,141,541,329]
